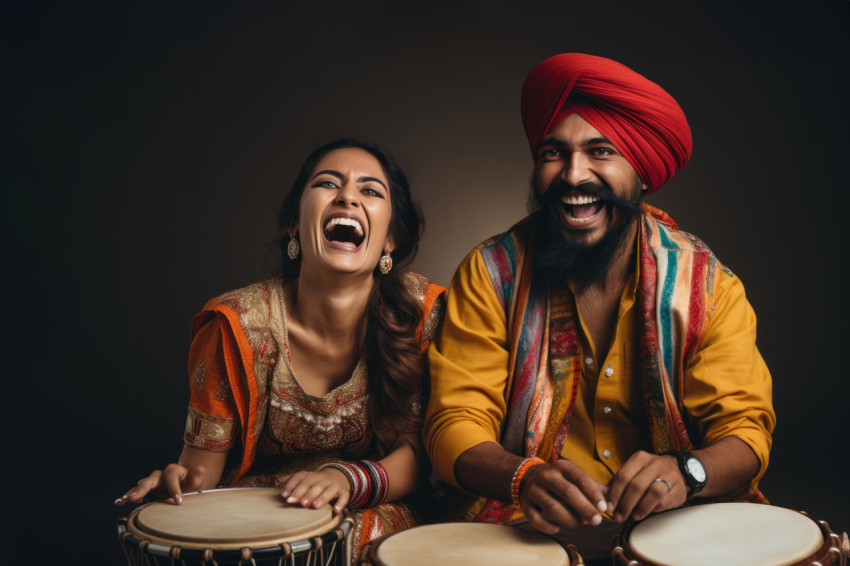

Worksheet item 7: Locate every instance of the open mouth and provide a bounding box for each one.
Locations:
[323,217,365,246]
[561,193,604,223]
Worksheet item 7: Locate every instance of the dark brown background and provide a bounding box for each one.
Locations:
[5,1,849,562]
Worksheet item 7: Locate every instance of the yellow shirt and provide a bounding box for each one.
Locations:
[424,244,775,498]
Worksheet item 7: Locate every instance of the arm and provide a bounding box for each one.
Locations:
[682,270,775,495]
[116,314,239,506]
[607,270,775,521]
[422,248,512,487]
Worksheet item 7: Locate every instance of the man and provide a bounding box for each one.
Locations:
[423,53,775,561]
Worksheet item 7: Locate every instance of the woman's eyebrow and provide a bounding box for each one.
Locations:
[357,176,387,190]
[310,169,344,181]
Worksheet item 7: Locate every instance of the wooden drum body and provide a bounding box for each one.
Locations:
[613,503,845,566]
[117,488,352,565]
[359,522,581,566]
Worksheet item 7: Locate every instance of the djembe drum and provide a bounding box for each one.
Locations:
[117,488,352,565]
[612,502,846,566]
[359,522,582,566]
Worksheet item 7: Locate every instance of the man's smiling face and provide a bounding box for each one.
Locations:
[534,113,646,247]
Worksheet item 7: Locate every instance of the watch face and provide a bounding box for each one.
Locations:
[686,458,706,483]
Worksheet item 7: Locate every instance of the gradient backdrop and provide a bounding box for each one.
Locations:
[6,2,849,562]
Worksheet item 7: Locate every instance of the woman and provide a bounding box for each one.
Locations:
[116,138,446,557]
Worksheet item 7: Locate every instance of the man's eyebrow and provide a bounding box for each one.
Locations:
[538,136,564,147]
[538,135,614,148]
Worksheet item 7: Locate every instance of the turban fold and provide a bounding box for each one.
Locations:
[521,53,692,193]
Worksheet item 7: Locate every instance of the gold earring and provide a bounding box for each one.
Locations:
[379,251,393,275]
[287,236,300,260]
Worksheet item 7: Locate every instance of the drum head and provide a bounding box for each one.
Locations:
[127,488,340,549]
[627,503,824,566]
[374,523,570,566]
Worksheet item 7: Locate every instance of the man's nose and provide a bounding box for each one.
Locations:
[561,153,593,187]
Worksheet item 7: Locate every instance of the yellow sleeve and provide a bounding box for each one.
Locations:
[423,247,511,488]
[685,269,776,496]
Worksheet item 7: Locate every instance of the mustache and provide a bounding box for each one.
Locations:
[541,179,642,216]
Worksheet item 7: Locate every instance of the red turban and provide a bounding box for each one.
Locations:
[521,53,692,194]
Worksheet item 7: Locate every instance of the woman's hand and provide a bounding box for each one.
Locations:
[115,445,228,506]
[281,469,351,514]
[115,464,207,505]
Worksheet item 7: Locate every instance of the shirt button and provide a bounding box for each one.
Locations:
[605,366,614,377]
[602,405,612,415]
[584,357,594,366]
[602,449,611,459]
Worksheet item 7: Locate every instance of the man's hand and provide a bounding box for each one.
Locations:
[606,451,686,522]
[519,460,609,534]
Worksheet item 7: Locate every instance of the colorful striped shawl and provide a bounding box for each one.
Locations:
[471,205,739,523]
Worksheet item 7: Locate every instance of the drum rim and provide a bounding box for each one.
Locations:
[612,503,840,566]
[123,487,343,551]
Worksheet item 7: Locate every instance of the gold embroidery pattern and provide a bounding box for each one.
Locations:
[403,272,445,346]
[184,406,236,451]
[422,293,445,345]
[260,357,371,456]
[403,272,430,304]
[214,376,232,401]
[193,360,206,390]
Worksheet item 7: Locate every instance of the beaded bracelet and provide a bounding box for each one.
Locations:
[510,456,545,507]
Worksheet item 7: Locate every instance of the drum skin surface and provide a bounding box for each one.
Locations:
[626,503,825,566]
[127,488,340,549]
[372,522,570,566]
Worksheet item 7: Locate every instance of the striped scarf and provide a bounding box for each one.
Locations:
[471,204,733,522]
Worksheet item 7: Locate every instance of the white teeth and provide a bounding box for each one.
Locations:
[566,212,598,223]
[561,194,600,205]
[324,217,364,236]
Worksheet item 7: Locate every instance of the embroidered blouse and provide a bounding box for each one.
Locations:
[184,274,446,483]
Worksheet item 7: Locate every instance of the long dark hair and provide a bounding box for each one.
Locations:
[276,138,426,453]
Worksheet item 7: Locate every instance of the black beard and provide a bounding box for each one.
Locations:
[530,177,643,290]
